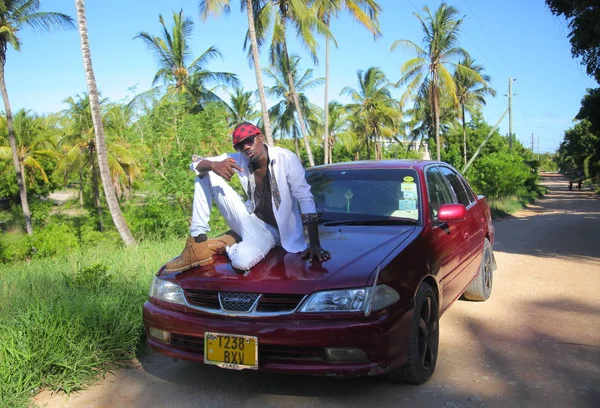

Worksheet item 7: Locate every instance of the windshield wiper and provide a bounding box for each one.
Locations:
[322,218,418,226]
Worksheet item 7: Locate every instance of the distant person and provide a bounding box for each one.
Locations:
[569,179,573,191]
[577,178,582,190]
[164,122,331,273]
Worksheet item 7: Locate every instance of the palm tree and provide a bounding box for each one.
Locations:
[391,2,483,161]
[74,0,136,246]
[311,0,381,164]
[454,56,496,165]
[0,110,59,190]
[264,53,324,158]
[199,0,275,147]
[405,79,458,156]
[135,10,239,111]
[227,87,260,126]
[341,67,399,160]
[0,0,74,234]
[313,100,351,163]
[58,94,138,226]
[253,0,330,167]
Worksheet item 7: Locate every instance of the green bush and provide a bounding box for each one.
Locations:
[66,263,113,291]
[29,199,53,228]
[31,223,80,258]
[79,224,121,248]
[466,152,531,200]
[0,231,32,263]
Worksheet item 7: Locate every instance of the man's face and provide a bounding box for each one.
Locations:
[235,134,264,162]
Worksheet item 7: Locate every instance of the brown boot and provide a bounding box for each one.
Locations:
[208,230,241,255]
[164,230,240,273]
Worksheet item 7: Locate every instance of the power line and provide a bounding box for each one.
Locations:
[405,0,506,82]
[462,30,507,82]
[462,0,513,75]
[407,0,420,14]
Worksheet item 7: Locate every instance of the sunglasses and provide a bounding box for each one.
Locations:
[234,135,258,151]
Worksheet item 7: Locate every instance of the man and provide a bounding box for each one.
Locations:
[165,122,331,273]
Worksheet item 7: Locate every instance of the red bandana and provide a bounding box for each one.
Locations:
[232,123,262,146]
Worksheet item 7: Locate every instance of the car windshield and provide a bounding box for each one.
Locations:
[306,168,421,225]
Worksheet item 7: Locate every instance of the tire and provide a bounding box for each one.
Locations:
[463,238,494,301]
[388,282,439,384]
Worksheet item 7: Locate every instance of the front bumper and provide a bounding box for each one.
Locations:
[143,300,413,377]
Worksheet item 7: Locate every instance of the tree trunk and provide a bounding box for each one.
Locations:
[245,0,274,147]
[0,56,33,235]
[328,131,334,164]
[90,156,104,232]
[433,82,441,161]
[281,40,315,167]
[462,103,467,166]
[79,169,84,206]
[323,21,330,165]
[75,0,136,246]
[19,161,27,195]
[294,136,300,158]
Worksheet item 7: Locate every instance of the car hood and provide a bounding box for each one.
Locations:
[168,226,417,294]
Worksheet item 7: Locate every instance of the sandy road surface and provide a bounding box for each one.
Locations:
[35,173,600,408]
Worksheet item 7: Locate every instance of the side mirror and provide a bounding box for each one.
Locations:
[437,204,466,222]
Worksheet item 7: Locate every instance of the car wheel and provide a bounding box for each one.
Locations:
[462,238,494,301]
[388,282,439,384]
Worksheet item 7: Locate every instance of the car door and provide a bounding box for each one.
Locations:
[439,166,485,291]
[425,165,466,312]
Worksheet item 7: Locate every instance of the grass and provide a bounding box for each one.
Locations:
[489,187,547,219]
[0,238,183,408]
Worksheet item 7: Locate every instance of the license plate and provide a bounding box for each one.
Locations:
[204,332,258,370]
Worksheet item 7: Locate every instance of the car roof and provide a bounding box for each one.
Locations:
[307,159,445,172]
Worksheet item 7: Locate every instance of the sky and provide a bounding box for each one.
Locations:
[5,0,598,154]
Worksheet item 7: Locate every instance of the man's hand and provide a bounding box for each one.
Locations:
[301,245,331,262]
[212,158,243,181]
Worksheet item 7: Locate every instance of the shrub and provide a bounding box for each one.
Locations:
[29,199,53,228]
[0,231,32,263]
[466,152,531,200]
[65,263,113,292]
[31,223,79,258]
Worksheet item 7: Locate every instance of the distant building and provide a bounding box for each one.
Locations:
[378,138,431,160]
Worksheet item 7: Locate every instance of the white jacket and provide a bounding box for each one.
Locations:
[191,146,316,253]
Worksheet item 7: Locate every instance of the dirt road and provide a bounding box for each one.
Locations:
[35,173,600,408]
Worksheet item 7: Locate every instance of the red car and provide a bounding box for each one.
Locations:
[143,160,496,384]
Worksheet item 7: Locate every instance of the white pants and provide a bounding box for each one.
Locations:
[191,171,280,270]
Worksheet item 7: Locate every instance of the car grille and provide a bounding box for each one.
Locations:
[185,290,220,309]
[219,292,260,312]
[184,290,305,314]
[256,294,306,312]
[169,333,325,362]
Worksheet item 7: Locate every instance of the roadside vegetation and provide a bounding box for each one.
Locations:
[1,0,594,407]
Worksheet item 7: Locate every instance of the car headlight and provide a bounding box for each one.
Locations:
[149,277,185,305]
[299,285,399,313]
[370,284,401,312]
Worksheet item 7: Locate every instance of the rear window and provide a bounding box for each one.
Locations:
[306,168,421,223]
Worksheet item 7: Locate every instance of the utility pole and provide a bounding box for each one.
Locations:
[463,108,509,173]
[537,134,540,160]
[505,78,517,150]
[531,132,534,153]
